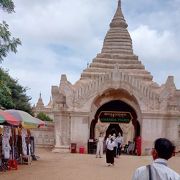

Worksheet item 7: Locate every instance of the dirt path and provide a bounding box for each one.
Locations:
[1,148,180,180]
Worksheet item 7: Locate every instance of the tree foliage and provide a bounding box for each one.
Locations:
[36,112,53,122]
[0,68,32,114]
[0,0,21,62]
[0,0,15,13]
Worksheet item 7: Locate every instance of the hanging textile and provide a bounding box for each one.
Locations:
[2,126,12,159]
[21,128,27,156]
[17,128,22,157]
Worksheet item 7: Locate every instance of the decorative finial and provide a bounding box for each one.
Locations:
[37,92,44,108]
[118,0,121,7]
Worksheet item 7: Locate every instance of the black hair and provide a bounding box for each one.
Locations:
[154,138,175,160]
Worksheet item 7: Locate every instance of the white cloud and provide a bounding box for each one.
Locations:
[1,0,180,106]
[130,25,180,88]
[131,25,180,63]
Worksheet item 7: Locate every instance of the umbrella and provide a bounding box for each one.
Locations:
[5,110,45,129]
[0,110,20,162]
[3,110,45,164]
[0,110,20,126]
[34,118,46,127]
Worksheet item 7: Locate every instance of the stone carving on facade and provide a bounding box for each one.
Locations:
[158,76,179,111]
[95,120,108,138]
[119,121,134,145]
[73,72,159,111]
[167,96,178,112]
[51,86,67,109]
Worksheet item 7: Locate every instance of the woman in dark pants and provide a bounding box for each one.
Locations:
[106,135,115,166]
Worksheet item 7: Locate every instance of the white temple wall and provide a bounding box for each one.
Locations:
[141,114,166,155]
[166,118,180,143]
[54,113,71,148]
[70,114,89,151]
[54,115,61,148]
[31,122,55,148]
[141,113,180,155]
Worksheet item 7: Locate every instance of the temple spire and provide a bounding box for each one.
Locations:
[36,92,44,108]
[118,0,121,7]
[110,0,127,28]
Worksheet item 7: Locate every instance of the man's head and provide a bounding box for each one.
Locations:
[152,138,175,160]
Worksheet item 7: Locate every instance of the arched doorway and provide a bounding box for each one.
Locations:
[105,124,123,138]
[90,100,140,140]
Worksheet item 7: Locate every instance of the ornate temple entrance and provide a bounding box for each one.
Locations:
[88,99,141,154]
[90,100,140,143]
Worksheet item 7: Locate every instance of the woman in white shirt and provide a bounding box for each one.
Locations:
[106,135,116,166]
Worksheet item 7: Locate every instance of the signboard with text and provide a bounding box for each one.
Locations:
[99,111,132,123]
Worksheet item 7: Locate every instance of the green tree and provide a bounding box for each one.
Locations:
[0,1,31,113]
[0,69,14,108]
[0,68,32,113]
[36,112,53,122]
[0,0,15,13]
[0,0,21,62]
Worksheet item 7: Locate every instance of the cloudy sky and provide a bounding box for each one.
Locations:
[1,0,180,106]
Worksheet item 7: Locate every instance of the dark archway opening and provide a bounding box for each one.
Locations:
[90,100,140,139]
[105,124,123,138]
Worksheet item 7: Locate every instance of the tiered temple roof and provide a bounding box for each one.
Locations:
[80,0,153,82]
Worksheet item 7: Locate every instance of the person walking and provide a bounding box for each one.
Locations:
[96,133,104,158]
[112,133,117,157]
[132,138,180,180]
[106,135,116,166]
[116,133,123,157]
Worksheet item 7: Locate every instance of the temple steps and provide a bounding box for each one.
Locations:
[105,36,131,40]
[107,31,131,35]
[89,63,144,69]
[103,41,132,46]
[83,67,149,73]
[92,59,142,65]
[102,45,132,49]
[96,53,138,60]
[101,49,133,55]
[93,58,140,63]
[104,38,132,43]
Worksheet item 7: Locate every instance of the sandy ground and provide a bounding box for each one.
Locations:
[1,148,180,180]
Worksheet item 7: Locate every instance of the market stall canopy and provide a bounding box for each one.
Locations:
[34,117,45,127]
[5,109,45,129]
[0,110,20,126]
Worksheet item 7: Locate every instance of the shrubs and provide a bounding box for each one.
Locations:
[36,112,53,122]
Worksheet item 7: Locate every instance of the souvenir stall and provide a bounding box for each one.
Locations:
[0,110,20,170]
[5,110,45,164]
[0,110,45,171]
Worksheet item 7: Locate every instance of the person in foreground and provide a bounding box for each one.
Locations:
[106,135,115,166]
[132,138,180,180]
